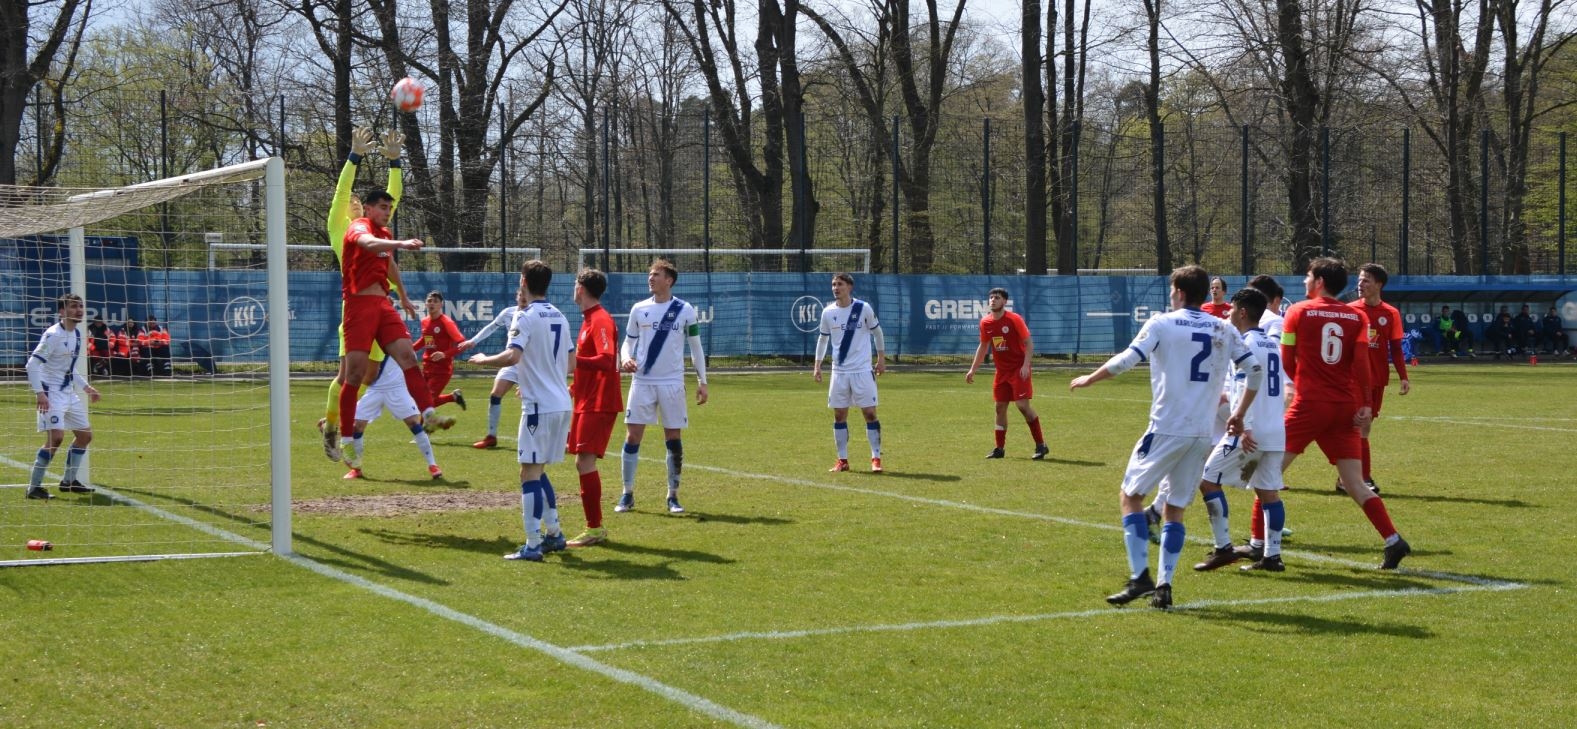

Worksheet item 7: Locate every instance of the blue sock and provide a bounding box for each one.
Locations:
[833,421,849,459]
[665,439,682,493]
[29,448,53,489]
[520,479,543,547]
[540,474,560,535]
[1203,490,1231,549]
[487,396,503,437]
[60,446,86,484]
[621,442,640,492]
[1121,512,1150,579]
[1265,500,1286,558]
[1158,521,1185,585]
[866,420,882,458]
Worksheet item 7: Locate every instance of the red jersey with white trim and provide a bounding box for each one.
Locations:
[1351,300,1403,385]
[979,310,1029,375]
[1202,301,1232,319]
[1281,297,1372,406]
[341,217,394,299]
[573,304,623,413]
[417,313,465,366]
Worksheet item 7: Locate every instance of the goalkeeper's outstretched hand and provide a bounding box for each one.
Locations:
[381,130,405,160]
[351,127,375,156]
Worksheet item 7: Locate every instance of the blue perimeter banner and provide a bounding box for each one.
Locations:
[3,270,1575,364]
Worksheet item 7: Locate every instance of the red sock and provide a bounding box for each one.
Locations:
[435,392,454,407]
[994,428,1006,449]
[1250,496,1264,541]
[580,471,603,529]
[402,365,434,412]
[1028,417,1045,445]
[1360,438,1373,481]
[1361,496,1398,540]
[337,380,358,436]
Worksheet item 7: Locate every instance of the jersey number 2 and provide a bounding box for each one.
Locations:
[1190,333,1212,382]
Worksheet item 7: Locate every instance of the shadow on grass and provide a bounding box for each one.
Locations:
[865,471,962,482]
[1181,608,1436,639]
[1293,542,1451,560]
[1242,568,1441,592]
[111,485,450,586]
[362,527,515,556]
[348,473,475,490]
[552,540,736,581]
[682,511,794,526]
[1037,457,1105,467]
[1293,489,1535,508]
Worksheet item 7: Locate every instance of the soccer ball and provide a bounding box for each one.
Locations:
[391,77,424,113]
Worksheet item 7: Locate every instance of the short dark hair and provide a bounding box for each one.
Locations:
[1359,263,1389,287]
[521,259,552,295]
[426,290,443,301]
[650,258,678,283]
[1306,257,1348,296]
[1231,287,1268,322]
[988,287,1010,300]
[1171,265,1210,307]
[833,272,854,287]
[363,190,394,207]
[577,268,608,299]
[57,293,82,311]
[1247,274,1283,302]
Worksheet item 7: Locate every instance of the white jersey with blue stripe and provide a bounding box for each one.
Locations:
[507,300,572,414]
[1230,327,1286,450]
[1126,308,1256,438]
[1259,309,1284,340]
[27,323,83,395]
[819,298,881,374]
[624,295,699,386]
[467,304,518,347]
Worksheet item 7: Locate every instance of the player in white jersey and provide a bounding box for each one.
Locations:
[346,358,443,480]
[459,287,526,449]
[812,272,887,473]
[1187,288,1291,572]
[615,258,709,515]
[24,294,102,499]
[1070,266,1263,610]
[469,261,574,561]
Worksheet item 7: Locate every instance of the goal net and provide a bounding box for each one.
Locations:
[0,158,291,566]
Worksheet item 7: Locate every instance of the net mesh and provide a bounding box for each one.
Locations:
[1,160,275,565]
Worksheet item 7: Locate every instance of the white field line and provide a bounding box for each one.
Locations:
[678,461,1522,588]
[0,456,778,729]
[568,581,1527,653]
[1387,416,1577,433]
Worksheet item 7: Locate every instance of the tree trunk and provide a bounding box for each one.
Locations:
[1143,0,1170,273]
[1276,0,1321,272]
[1022,0,1047,274]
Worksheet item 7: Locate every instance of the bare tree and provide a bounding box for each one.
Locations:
[0,0,88,185]
[1495,0,1574,272]
[1021,0,1047,273]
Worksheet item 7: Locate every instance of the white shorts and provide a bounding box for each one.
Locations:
[518,407,570,465]
[37,390,89,432]
[624,383,688,428]
[827,370,878,409]
[1201,436,1286,492]
[355,385,419,425]
[1120,432,1212,508]
[494,366,519,386]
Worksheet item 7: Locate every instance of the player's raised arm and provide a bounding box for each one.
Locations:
[1071,319,1155,390]
[382,129,404,211]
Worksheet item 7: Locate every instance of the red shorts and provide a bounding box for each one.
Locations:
[568,411,619,458]
[1368,385,1386,417]
[424,362,454,394]
[342,296,411,353]
[1284,398,1363,463]
[992,373,1033,402]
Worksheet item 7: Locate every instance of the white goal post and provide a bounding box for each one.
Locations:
[0,157,291,566]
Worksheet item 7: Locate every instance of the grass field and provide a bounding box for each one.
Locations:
[2,363,1574,727]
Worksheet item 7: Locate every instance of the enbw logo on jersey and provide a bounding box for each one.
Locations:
[225,296,267,338]
[791,296,823,333]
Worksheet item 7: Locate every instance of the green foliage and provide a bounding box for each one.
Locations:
[0,366,1573,725]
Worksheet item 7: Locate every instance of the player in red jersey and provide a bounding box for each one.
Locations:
[566,268,623,547]
[1201,277,1233,318]
[415,290,468,412]
[1279,257,1410,569]
[1337,263,1411,494]
[336,190,434,445]
[966,287,1048,460]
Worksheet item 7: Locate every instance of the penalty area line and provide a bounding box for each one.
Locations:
[682,461,1523,588]
[569,581,1527,654]
[0,457,779,729]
